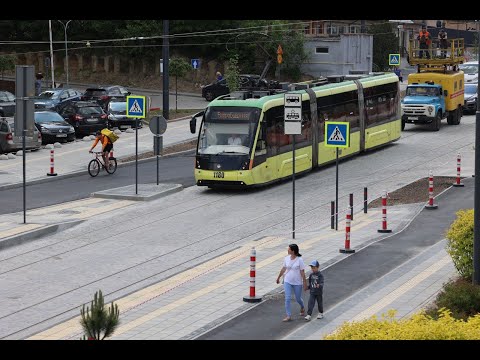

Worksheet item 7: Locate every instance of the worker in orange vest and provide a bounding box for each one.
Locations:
[417,25,431,59]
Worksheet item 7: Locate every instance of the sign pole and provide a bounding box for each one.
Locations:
[22,94,26,224]
[135,118,138,195]
[335,147,339,230]
[157,116,160,185]
[292,136,296,239]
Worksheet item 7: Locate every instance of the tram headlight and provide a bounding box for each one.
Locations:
[241,160,249,170]
[196,160,200,168]
[427,106,434,114]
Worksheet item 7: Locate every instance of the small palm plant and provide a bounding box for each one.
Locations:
[80,290,120,340]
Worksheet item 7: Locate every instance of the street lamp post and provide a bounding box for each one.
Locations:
[474,20,480,285]
[58,20,72,87]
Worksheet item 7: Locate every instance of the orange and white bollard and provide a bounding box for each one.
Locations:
[46,149,57,176]
[243,247,262,303]
[453,153,464,187]
[378,190,392,233]
[340,213,355,253]
[425,170,438,209]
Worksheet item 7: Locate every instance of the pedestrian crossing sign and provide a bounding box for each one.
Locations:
[389,54,401,66]
[325,121,349,148]
[126,95,146,118]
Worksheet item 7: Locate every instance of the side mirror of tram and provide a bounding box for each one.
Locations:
[190,110,205,134]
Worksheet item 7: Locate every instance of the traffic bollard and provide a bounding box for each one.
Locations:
[331,201,335,230]
[364,187,368,214]
[243,247,262,303]
[46,149,57,176]
[425,170,438,209]
[453,153,464,187]
[378,190,392,233]
[340,213,355,253]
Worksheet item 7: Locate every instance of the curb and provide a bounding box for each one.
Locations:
[0,138,197,191]
[0,219,84,250]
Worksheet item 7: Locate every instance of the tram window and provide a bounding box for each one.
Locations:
[365,96,378,126]
[345,101,359,128]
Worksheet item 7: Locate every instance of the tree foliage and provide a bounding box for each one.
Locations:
[225,54,240,92]
[0,55,15,79]
[368,21,398,71]
[446,209,474,280]
[80,290,120,340]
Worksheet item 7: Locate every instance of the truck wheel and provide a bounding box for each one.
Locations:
[447,111,454,125]
[454,107,462,125]
[431,113,441,131]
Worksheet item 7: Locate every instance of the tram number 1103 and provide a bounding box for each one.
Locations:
[213,171,224,179]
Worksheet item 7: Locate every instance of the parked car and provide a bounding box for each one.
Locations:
[106,99,142,130]
[82,85,131,109]
[34,88,83,111]
[0,117,42,154]
[459,61,478,83]
[201,74,267,101]
[0,91,16,117]
[34,110,76,144]
[463,82,478,114]
[58,101,108,136]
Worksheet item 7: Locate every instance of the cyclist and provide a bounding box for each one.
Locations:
[89,130,113,170]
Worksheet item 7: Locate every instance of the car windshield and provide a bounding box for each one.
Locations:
[79,106,103,115]
[38,91,60,99]
[459,64,478,75]
[406,87,438,96]
[85,89,106,96]
[198,107,260,155]
[34,112,68,124]
[465,84,478,94]
[0,91,15,102]
[108,102,127,113]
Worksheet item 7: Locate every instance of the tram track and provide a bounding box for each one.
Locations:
[0,117,475,339]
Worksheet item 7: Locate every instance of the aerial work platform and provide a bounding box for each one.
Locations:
[407,38,465,73]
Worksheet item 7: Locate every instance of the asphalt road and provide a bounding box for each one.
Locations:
[0,151,196,215]
[198,177,474,340]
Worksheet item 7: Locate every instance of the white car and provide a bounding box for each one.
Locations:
[459,61,479,83]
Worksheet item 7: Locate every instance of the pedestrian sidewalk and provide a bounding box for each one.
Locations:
[284,239,456,340]
[0,117,195,188]
[26,202,427,340]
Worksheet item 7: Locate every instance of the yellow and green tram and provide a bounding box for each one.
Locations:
[189,72,401,188]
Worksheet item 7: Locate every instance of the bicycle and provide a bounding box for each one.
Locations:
[88,151,117,177]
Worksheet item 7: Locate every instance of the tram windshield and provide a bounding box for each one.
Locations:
[198,107,260,155]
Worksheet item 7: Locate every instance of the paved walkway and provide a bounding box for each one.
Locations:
[0,117,195,188]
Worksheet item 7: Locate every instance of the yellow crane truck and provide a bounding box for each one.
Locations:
[401,38,465,131]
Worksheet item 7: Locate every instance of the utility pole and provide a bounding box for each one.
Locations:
[58,20,72,87]
[474,19,480,285]
[162,20,169,120]
[48,20,55,89]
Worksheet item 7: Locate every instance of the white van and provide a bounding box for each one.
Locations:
[459,61,479,83]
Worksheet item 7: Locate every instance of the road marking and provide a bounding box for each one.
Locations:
[27,198,105,216]
[349,255,451,322]
[0,223,43,240]
[30,215,377,339]
[74,200,134,219]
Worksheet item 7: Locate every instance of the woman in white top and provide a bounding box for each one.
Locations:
[276,243,307,322]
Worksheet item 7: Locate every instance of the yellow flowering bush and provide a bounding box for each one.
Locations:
[446,209,474,280]
[324,309,480,340]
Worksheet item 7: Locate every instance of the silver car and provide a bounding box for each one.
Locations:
[0,117,42,154]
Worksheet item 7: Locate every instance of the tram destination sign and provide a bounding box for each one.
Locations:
[284,93,302,135]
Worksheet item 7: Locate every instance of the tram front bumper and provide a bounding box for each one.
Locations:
[195,169,254,187]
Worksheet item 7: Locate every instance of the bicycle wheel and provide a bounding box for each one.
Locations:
[88,159,101,177]
[105,157,117,174]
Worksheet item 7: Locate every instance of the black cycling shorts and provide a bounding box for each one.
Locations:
[103,143,113,153]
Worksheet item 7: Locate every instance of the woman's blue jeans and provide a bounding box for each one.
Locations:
[284,282,304,317]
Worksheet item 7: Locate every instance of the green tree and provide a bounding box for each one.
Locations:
[0,55,15,79]
[80,290,120,340]
[169,57,191,111]
[446,209,474,280]
[368,22,398,71]
[225,54,240,92]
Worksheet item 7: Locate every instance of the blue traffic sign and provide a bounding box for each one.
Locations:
[389,53,400,66]
[325,121,350,148]
[191,59,200,70]
[126,95,146,119]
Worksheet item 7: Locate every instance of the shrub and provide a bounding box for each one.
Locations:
[446,209,474,280]
[324,309,480,340]
[425,278,480,320]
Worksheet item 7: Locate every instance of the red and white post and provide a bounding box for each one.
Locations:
[243,247,262,303]
[46,149,57,176]
[425,170,438,209]
[378,190,392,233]
[340,212,355,253]
[453,153,464,187]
